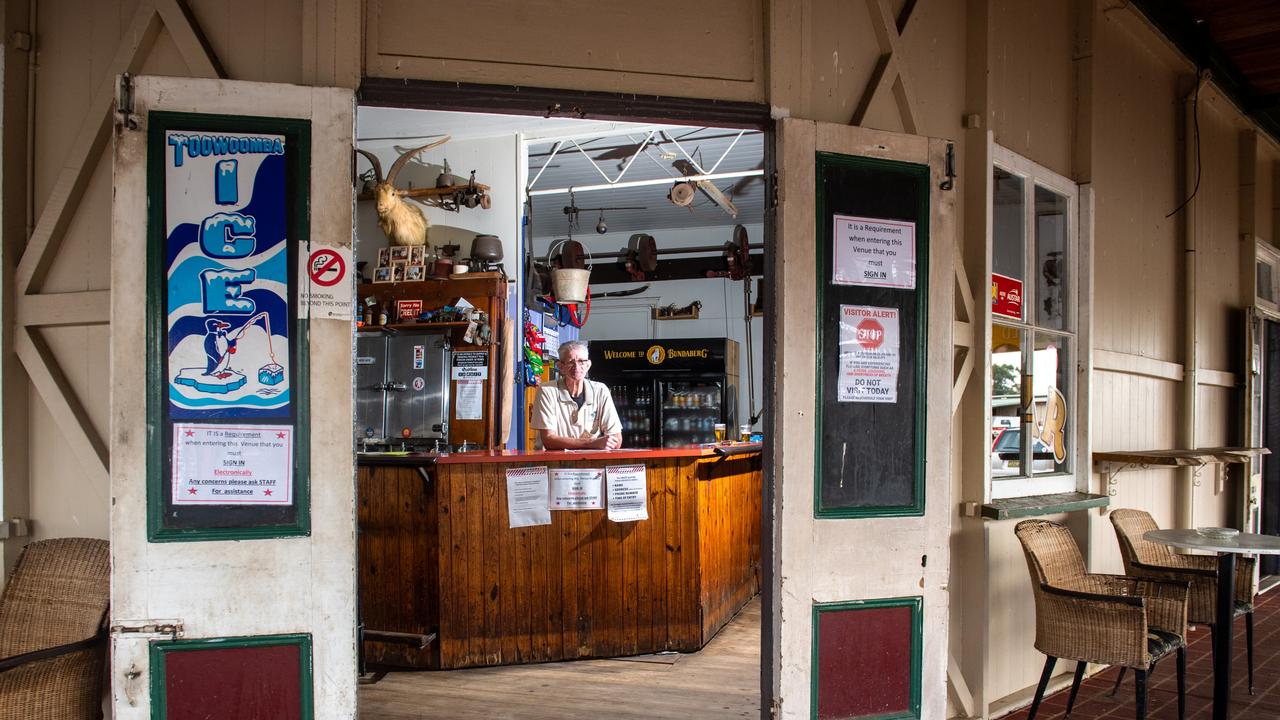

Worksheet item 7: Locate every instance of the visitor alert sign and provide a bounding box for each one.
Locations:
[838,305,901,403]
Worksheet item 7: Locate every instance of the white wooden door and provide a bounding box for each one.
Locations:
[769,119,954,719]
[109,75,355,717]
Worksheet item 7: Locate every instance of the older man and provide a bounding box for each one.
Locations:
[530,340,623,450]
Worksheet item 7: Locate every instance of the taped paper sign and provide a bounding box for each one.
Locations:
[298,243,353,320]
[506,466,551,528]
[832,214,915,289]
[550,468,603,510]
[838,305,901,403]
[172,423,293,505]
[606,464,648,522]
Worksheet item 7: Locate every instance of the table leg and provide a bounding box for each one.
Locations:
[1213,552,1237,720]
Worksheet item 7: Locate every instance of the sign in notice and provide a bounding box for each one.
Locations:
[838,305,901,403]
[298,243,352,320]
[172,423,293,505]
[606,464,648,522]
[550,468,603,510]
[832,214,915,289]
[505,466,551,528]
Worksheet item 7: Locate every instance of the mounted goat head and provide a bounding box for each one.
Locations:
[355,136,450,247]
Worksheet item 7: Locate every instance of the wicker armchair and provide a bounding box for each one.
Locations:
[1015,519,1189,720]
[0,538,110,719]
[1110,508,1258,694]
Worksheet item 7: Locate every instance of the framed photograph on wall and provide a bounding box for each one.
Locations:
[372,266,393,283]
[377,247,391,268]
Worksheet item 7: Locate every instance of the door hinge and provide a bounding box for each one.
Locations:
[769,170,779,209]
[117,73,138,131]
[110,620,184,639]
[941,142,956,191]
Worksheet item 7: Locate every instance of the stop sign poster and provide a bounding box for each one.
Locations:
[838,305,900,403]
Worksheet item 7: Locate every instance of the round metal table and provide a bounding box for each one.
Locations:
[1144,529,1280,720]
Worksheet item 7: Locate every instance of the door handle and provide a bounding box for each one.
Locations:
[385,382,407,392]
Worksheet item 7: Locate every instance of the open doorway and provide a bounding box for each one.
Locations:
[350,101,770,718]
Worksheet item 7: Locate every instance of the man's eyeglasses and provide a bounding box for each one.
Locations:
[561,359,591,366]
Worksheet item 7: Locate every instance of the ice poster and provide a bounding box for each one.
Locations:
[605,464,648,522]
[172,423,293,505]
[505,466,552,528]
[832,214,916,289]
[550,468,603,510]
[165,131,291,420]
[838,305,901,403]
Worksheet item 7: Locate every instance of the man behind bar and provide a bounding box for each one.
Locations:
[531,340,623,450]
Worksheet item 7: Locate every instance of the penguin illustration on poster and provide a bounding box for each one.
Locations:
[164,131,291,419]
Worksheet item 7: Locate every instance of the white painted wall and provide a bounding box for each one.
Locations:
[353,134,522,278]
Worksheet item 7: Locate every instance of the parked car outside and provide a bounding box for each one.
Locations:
[991,428,1056,477]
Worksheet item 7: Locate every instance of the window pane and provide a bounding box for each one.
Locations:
[992,169,1025,321]
[1031,334,1070,475]
[1258,260,1274,304]
[991,325,1025,478]
[1035,185,1069,330]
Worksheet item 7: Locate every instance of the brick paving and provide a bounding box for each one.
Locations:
[1001,590,1280,719]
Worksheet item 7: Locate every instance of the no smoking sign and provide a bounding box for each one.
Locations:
[308,248,346,287]
[298,243,352,320]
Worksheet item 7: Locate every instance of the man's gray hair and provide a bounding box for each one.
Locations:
[558,340,589,362]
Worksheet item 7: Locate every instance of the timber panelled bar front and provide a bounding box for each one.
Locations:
[357,445,762,670]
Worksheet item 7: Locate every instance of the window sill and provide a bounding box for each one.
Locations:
[978,491,1109,521]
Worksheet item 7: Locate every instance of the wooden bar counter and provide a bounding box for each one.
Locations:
[357,445,762,670]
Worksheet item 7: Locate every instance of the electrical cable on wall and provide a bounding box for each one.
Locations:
[1166,70,1207,219]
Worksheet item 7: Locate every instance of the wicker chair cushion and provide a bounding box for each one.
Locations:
[0,538,109,658]
[1146,629,1182,660]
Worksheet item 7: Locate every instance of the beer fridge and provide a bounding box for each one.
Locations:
[589,338,739,448]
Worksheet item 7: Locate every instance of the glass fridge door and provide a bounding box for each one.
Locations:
[606,380,656,449]
[659,381,723,447]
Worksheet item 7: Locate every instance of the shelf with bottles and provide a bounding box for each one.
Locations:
[661,404,721,412]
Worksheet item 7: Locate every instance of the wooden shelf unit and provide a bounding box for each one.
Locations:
[360,275,508,449]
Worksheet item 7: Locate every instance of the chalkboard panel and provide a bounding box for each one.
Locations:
[813,153,928,517]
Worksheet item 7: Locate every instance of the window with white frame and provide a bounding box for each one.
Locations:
[989,147,1080,499]
[1256,240,1280,315]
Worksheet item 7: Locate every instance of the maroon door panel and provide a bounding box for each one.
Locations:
[815,602,918,719]
[157,638,309,719]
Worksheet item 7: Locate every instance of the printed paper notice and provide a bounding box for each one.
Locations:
[172,423,293,505]
[451,351,489,380]
[298,243,353,320]
[456,380,483,420]
[606,464,648,522]
[543,325,560,358]
[838,305,901,403]
[832,214,915,289]
[506,466,551,528]
[550,468,603,510]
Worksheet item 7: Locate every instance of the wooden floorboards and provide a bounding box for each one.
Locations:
[359,596,762,719]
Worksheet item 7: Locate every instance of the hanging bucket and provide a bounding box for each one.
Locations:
[547,238,592,304]
[552,268,591,303]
